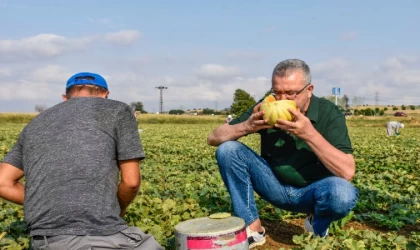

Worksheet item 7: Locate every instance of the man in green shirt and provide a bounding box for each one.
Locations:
[207,59,358,249]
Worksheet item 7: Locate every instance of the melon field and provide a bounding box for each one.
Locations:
[0,114,419,249]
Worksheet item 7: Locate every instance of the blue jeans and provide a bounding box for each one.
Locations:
[216,141,358,237]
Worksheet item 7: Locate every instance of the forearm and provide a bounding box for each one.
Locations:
[0,182,25,205]
[305,130,355,180]
[207,123,252,146]
[117,181,140,216]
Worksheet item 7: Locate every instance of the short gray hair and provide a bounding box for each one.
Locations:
[272,59,312,85]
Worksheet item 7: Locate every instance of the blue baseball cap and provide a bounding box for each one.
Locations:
[66,72,108,90]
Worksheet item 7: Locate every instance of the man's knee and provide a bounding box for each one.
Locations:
[324,178,358,217]
[215,141,243,160]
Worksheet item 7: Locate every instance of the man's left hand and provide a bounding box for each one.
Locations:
[274,108,316,140]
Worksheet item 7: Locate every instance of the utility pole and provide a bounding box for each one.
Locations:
[155,86,168,113]
[375,91,379,115]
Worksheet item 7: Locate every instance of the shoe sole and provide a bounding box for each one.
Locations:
[304,217,313,233]
[304,216,328,238]
[249,238,266,249]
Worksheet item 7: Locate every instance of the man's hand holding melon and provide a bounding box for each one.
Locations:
[258,95,316,140]
[259,95,297,124]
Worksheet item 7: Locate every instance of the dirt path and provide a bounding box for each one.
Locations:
[253,219,418,250]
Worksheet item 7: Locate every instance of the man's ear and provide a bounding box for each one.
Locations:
[62,94,68,101]
[307,84,314,98]
[101,91,110,99]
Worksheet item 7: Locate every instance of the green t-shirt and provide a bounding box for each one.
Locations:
[230,95,353,187]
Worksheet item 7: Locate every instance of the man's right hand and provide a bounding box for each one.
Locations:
[207,102,273,146]
[243,103,273,134]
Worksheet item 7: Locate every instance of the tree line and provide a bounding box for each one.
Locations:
[35,90,417,116]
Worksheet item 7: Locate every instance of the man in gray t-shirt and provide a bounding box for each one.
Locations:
[0,72,162,249]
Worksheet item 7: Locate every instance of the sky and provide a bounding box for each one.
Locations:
[1,0,420,113]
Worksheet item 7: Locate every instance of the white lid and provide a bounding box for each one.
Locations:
[175,216,245,235]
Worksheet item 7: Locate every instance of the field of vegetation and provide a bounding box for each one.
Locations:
[0,113,419,249]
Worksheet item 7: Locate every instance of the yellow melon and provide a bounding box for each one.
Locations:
[260,100,297,125]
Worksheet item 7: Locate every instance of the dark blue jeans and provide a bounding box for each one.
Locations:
[216,141,358,236]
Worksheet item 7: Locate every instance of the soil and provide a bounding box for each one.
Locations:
[252,218,419,250]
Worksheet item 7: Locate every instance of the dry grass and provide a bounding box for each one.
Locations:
[2,112,419,126]
[137,113,225,124]
[0,113,38,124]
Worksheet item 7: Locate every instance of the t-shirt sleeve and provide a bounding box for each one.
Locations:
[115,105,146,161]
[323,114,353,154]
[2,132,24,170]
[229,101,261,125]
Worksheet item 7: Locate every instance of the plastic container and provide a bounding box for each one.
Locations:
[175,216,248,250]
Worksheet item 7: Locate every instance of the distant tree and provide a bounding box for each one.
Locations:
[168,109,185,115]
[384,107,388,111]
[392,107,398,111]
[230,89,256,115]
[362,108,374,116]
[35,104,47,113]
[342,94,350,110]
[323,95,336,104]
[202,108,215,115]
[375,107,380,115]
[401,105,406,110]
[379,110,385,116]
[202,108,222,115]
[409,105,415,110]
[130,102,147,113]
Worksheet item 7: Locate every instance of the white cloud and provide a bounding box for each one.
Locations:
[195,64,242,79]
[1,53,420,112]
[0,80,55,100]
[29,65,71,84]
[104,30,142,46]
[379,56,418,71]
[0,34,93,62]
[0,67,12,77]
[311,56,420,105]
[0,65,71,101]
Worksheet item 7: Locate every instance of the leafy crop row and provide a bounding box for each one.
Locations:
[0,123,419,249]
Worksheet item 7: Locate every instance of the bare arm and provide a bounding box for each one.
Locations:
[118,159,141,217]
[303,130,355,180]
[207,103,272,146]
[0,163,25,205]
[276,109,355,180]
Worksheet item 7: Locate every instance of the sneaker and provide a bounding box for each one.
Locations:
[246,226,266,249]
[304,214,328,238]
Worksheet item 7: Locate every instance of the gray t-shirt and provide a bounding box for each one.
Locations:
[3,97,145,237]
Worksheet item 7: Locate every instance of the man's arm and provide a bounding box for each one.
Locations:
[276,109,355,180]
[118,159,141,217]
[395,123,401,134]
[0,163,25,205]
[207,123,253,146]
[207,103,272,146]
[303,132,355,180]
